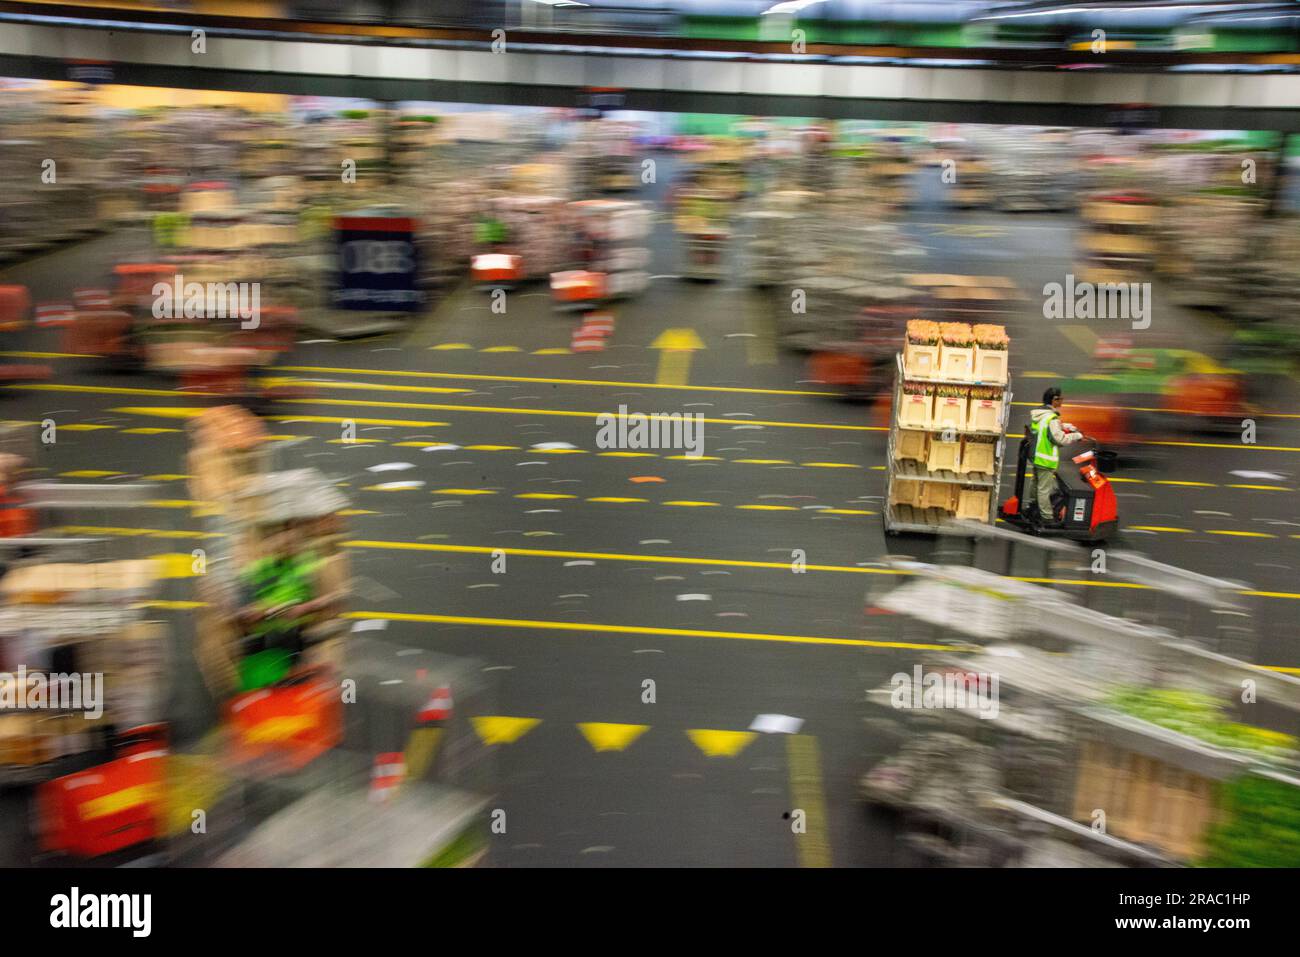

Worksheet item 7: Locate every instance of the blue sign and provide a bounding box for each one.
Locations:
[333,217,421,312]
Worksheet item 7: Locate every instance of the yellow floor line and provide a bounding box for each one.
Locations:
[272,364,837,397]
[342,610,950,651]
[786,735,833,868]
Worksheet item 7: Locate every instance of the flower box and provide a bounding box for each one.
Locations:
[921,481,958,511]
[931,393,968,433]
[956,488,991,522]
[926,438,961,474]
[903,342,939,378]
[894,429,929,463]
[958,439,996,476]
[967,397,1004,434]
[938,344,974,381]
[889,478,922,508]
[974,346,1009,385]
[896,390,933,430]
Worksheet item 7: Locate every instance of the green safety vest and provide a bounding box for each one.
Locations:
[243,552,322,635]
[1032,411,1060,469]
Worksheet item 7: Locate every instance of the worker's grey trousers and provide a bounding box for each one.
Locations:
[1032,466,1057,518]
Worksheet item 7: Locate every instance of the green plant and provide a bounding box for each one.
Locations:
[1107,686,1298,758]
[1200,775,1300,867]
[422,822,487,868]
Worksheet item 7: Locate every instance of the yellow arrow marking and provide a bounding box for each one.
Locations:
[577,722,649,752]
[686,729,757,758]
[472,716,541,746]
[651,328,705,386]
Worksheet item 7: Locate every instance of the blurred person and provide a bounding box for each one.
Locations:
[1030,387,1083,526]
[237,520,331,688]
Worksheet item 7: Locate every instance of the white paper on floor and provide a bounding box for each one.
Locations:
[749,714,804,735]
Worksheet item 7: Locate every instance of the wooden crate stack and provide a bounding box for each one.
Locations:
[884,320,1010,533]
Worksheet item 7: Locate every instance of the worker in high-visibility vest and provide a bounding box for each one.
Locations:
[1028,387,1083,525]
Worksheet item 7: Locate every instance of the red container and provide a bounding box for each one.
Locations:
[37,746,166,858]
[0,286,30,331]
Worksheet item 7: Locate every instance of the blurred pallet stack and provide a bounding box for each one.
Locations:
[861,561,1300,867]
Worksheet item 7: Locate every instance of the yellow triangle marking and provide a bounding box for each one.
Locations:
[577,722,648,752]
[472,716,541,746]
[686,729,757,758]
[404,727,443,781]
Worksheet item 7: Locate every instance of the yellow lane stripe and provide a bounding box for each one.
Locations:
[342,539,903,575]
[1154,480,1216,488]
[272,364,838,398]
[110,407,452,429]
[9,383,215,398]
[342,610,950,651]
[0,350,95,359]
[786,734,833,868]
[273,397,882,433]
[262,377,472,395]
[1130,526,1193,533]
[1145,440,1300,453]
[1206,530,1275,538]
